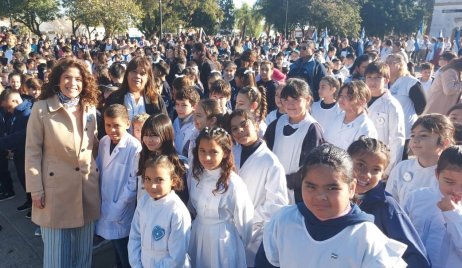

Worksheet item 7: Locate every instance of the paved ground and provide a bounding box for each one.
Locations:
[0,161,116,268]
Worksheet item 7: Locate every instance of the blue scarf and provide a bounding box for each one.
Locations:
[57,90,80,108]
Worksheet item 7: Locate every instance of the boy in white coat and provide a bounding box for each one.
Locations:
[365,61,405,173]
[96,104,142,268]
[173,86,199,157]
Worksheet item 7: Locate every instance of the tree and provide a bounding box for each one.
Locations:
[235,3,263,38]
[0,0,60,35]
[190,0,223,35]
[137,0,222,38]
[219,0,235,31]
[256,0,310,34]
[61,0,99,36]
[95,0,142,38]
[360,0,431,36]
[309,0,362,37]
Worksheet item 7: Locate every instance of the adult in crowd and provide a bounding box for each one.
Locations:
[386,53,426,159]
[287,40,326,102]
[105,56,167,123]
[424,57,462,115]
[25,58,100,267]
[191,42,216,97]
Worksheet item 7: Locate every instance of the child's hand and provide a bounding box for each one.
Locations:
[437,196,457,212]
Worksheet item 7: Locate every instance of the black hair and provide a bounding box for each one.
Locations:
[436,146,462,173]
[347,136,390,166]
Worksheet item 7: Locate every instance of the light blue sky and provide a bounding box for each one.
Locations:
[234,0,256,8]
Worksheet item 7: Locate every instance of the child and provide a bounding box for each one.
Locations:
[132,113,149,142]
[418,62,434,93]
[96,104,142,268]
[128,155,191,267]
[188,127,254,268]
[347,137,431,268]
[236,86,268,137]
[138,114,187,204]
[187,99,224,161]
[310,76,342,132]
[222,61,237,82]
[232,68,257,109]
[386,114,454,207]
[364,61,406,173]
[264,78,325,204]
[447,103,462,125]
[405,146,462,268]
[23,77,42,100]
[264,82,286,126]
[257,144,407,267]
[8,72,22,92]
[257,61,279,111]
[209,79,232,114]
[325,81,378,150]
[173,86,200,156]
[207,70,223,92]
[229,109,289,266]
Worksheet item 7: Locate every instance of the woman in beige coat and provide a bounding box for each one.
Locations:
[424,58,462,115]
[25,58,100,268]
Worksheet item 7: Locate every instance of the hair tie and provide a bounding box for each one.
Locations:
[175,74,185,78]
[244,69,255,75]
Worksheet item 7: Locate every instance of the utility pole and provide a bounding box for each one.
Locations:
[159,0,163,39]
[285,0,289,40]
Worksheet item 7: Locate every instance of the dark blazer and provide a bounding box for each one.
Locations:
[0,99,32,153]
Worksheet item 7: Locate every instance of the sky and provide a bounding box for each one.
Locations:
[234,0,256,8]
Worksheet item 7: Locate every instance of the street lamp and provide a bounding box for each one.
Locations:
[285,0,289,40]
[159,0,163,39]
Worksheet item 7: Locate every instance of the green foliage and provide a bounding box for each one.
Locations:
[360,0,433,36]
[256,0,309,34]
[137,0,222,38]
[235,3,264,38]
[0,0,60,35]
[220,0,235,30]
[309,0,362,37]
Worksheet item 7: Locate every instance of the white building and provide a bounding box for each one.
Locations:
[430,0,462,37]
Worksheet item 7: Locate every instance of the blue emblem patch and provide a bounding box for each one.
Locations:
[152,225,165,241]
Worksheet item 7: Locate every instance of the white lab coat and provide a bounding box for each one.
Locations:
[95,133,141,239]
[311,101,343,132]
[389,76,420,139]
[368,92,405,173]
[128,191,191,268]
[272,113,317,204]
[233,142,289,266]
[187,168,254,268]
[325,113,378,150]
[263,205,408,268]
[173,114,195,157]
[385,158,438,207]
[405,187,462,268]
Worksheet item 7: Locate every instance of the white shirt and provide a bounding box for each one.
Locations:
[389,75,420,139]
[233,142,289,266]
[385,158,438,207]
[325,113,378,150]
[405,187,462,268]
[124,92,146,126]
[368,92,405,173]
[173,114,195,156]
[264,205,407,268]
[128,191,191,268]
[311,101,343,132]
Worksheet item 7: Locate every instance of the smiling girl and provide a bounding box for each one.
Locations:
[188,127,254,268]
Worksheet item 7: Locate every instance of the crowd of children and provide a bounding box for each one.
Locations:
[1,27,462,268]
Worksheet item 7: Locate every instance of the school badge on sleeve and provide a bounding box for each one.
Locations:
[152,225,165,241]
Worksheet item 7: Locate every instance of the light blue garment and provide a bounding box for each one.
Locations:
[95,133,142,239]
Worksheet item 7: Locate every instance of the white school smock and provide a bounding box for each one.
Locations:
[128,191,191,268]
[385,158,438,207]
[95,133,142,239]
[310,101,343,132]
[325,113,378,150]
[263,205,408,268]
[404,188,462,268]
[233,142,289,266]
[187,169,254,268]
[368,92,405,173]
[265,110,278,126]
[389,75,420,139]
[272,113,316,204]
[173,114,195,156]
